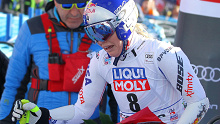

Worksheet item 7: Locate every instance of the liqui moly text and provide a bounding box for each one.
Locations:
[113,67,150,92]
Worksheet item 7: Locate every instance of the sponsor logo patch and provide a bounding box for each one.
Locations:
[104,54,112,65]
[145,52,154,64]
[176,52,183,95]
[72,66,85,84]
[85,3,97,13]
[96,52,100,59]
[113,67,150,92]
[185,72,194,97]
[157,46,173,61]
[79,88,85,104]
[168,108,178,121]
[85,65,92,86]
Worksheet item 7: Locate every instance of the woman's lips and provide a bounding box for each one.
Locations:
[104,45,114,51]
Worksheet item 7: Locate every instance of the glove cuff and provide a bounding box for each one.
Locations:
[36,107,50,124]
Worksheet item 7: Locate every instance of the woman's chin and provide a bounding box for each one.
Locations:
[108,52,121,58]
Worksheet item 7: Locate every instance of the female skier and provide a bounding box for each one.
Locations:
[12,0,209,123]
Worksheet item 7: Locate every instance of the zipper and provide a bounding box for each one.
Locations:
[70,30,73,53]
[68,30,73,104]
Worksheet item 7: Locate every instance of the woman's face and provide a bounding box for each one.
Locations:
[97,32,123,57]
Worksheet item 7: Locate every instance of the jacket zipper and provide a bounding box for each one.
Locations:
[70,30,73,53]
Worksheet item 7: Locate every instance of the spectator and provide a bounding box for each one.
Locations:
[0,0,102,123]
[171,5,179,19]
[155,0,165,15]
[141,0,159,16]
[162,0,175,17]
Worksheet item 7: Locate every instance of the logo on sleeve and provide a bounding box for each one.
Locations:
[85,65,92,86]
[157,46,173,61]
[168,109,178,121]
[104,54,112,65]
[79,88,85,104]
[185,72,194,97]
[175,52,183,95]
[96,52,100,59]
[113,67,150,92]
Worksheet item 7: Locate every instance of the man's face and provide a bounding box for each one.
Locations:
[54,1,84,29]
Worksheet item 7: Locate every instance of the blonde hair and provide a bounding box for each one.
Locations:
[134,23,149,38]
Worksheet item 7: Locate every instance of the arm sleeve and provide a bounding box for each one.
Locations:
[49,55,107,123]
[155,42,209,123]
[155,42,207,103]
[0,22,32,123]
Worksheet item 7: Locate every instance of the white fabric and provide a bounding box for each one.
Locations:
[49,105,75,120]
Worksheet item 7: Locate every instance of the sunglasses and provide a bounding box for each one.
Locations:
[61,2,88,10]
[84,20,115,43]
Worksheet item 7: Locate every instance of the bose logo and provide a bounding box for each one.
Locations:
[175,52,183,95]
